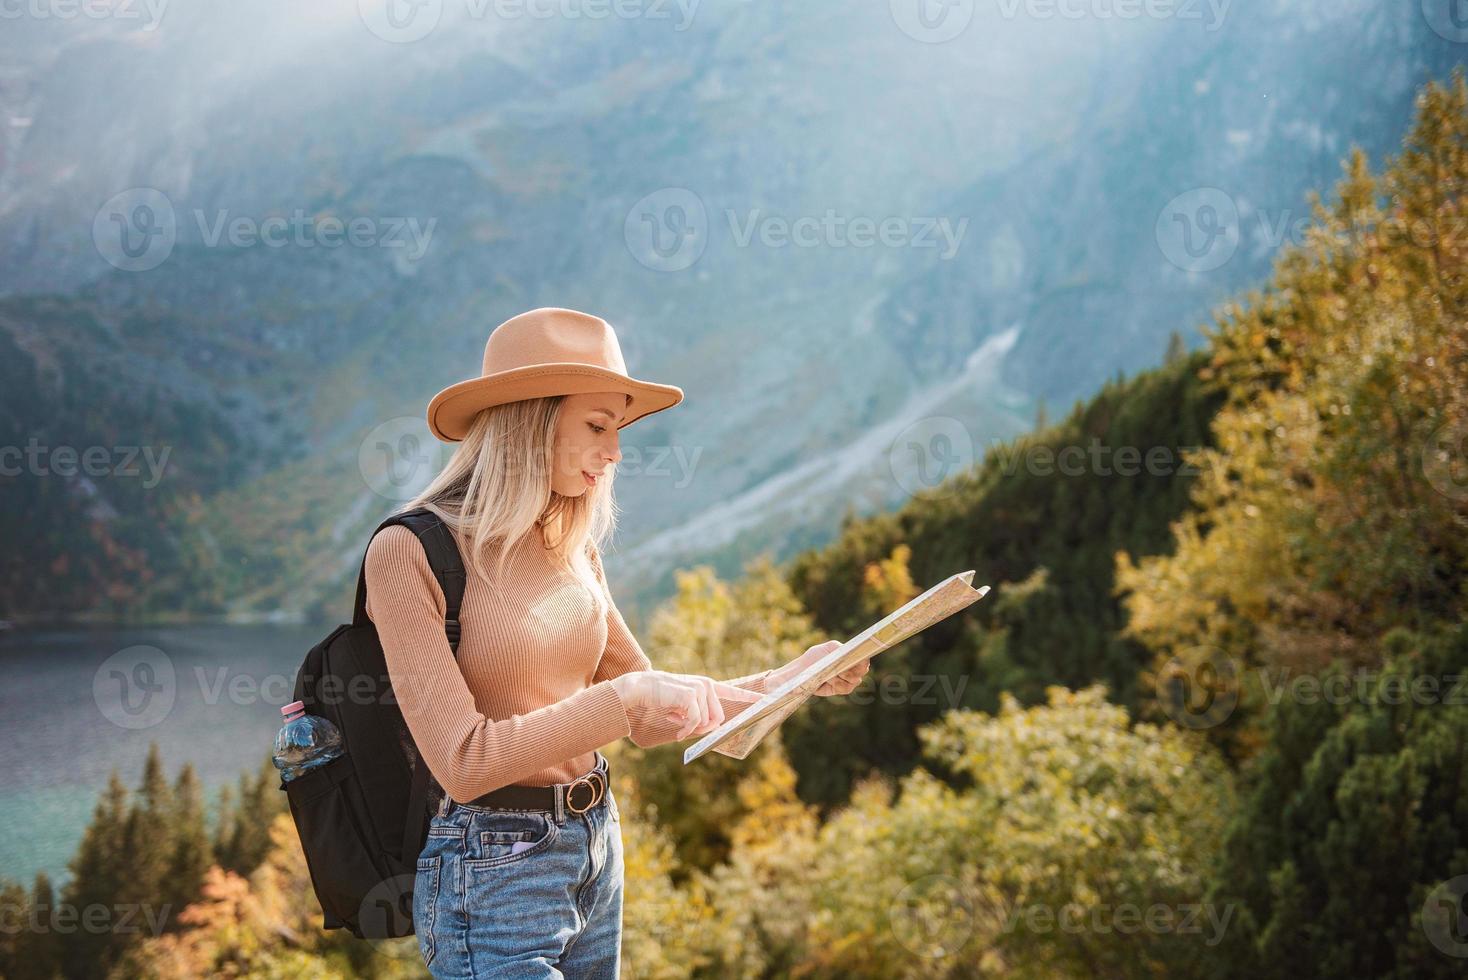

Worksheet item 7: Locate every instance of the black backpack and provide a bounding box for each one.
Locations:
[279,507,464,940]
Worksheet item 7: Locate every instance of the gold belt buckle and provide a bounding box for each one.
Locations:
[565,770,605,815]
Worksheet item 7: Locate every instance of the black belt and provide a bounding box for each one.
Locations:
[459,752,610,816]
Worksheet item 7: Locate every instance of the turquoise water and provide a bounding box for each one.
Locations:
[0,622,335,890]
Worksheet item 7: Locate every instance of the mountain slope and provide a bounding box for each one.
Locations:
[0,3,1458,620]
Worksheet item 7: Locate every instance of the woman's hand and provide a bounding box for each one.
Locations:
[609,670,754,740]
[773,639,872,697]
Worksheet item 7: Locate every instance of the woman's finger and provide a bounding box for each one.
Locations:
[816,661,869,696]
[664,680,702,739]
[704,677,726,728]
[686,687,708,738]
[695,677,722,733]
[672,675,725,734]
[711,679,762,703]
[675,687,704,739]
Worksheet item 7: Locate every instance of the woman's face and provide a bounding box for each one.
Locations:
[549,391,628,497]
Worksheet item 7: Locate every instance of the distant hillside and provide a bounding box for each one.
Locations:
[781,348,1224,805]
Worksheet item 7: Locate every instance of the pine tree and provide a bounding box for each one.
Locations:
[1206,626,1468,979]
[164,764,212,925]
[218,757,285,876]
[210,782,237,872]
[117,743,174,931]
[0,877,28,978]
[1164,328,1187,365]
[9,872,63,980]
[60,771,129,978]
[1117,70,1468,758]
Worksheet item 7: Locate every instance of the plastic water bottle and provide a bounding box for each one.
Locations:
[273,700,344,783]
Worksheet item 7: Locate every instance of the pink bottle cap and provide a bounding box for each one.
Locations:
[282,700,306,717]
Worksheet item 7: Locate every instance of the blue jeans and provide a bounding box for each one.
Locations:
[413,758,625,978]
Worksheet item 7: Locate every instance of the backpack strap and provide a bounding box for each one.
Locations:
[349,506,467,868]
[351,507,465,654]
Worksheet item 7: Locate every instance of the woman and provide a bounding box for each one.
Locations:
[363,307,870,978]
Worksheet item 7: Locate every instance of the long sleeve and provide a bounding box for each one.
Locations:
[364,524,633,801]
[724,667,779,694]
[587,543,777,748]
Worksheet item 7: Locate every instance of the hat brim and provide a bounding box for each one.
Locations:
[427,363,685,442]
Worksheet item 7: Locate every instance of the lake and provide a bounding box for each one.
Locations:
[0,622,337,891]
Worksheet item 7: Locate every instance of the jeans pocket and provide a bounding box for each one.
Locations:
[414,855,441,969]
[464,811,559,869]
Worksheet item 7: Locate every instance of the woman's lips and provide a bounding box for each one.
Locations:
[583,471,599,487]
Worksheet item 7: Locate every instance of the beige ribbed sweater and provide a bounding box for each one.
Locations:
[363,522,776,801]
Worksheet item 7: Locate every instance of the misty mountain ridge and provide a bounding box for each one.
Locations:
[0,1,1457,620]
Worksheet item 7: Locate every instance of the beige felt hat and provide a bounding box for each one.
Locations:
[426,307,684,442]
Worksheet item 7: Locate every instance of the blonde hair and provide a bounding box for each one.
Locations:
[400,396,616,614]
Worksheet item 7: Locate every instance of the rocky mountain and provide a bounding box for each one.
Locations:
[1,0,1459,621]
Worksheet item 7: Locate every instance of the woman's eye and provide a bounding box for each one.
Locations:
[588,423,606,435]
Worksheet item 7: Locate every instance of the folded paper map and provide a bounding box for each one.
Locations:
[684,570,991,764]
